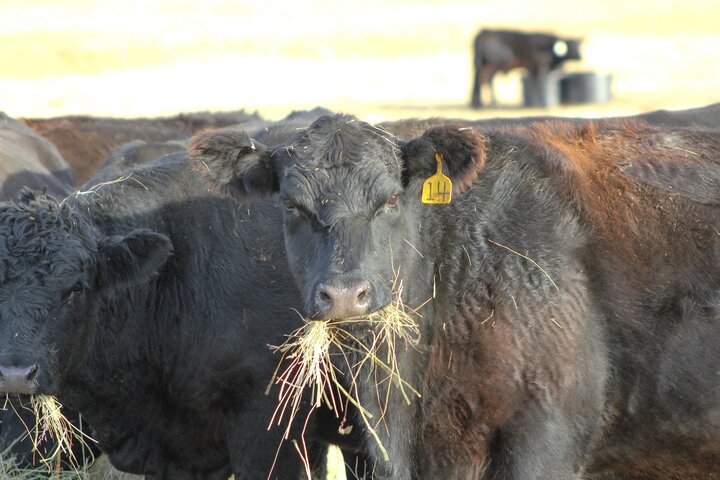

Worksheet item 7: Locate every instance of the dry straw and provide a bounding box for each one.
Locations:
[266,282,423,468]
[4,394,97,474]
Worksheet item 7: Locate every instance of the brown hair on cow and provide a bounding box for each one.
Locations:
[518,119,717,273]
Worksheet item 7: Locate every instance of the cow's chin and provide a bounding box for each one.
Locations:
[324,302,393,324]
[0,384,60,397]
[32,385,60,396]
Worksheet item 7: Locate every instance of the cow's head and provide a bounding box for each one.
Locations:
[553,37,582,61]
[191,114,485,321]
[0,190,172,395]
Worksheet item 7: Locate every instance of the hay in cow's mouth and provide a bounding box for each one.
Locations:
[267,290,422,464]
[4,394,97,473]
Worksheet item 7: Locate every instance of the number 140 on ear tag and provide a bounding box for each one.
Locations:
[422,152,453,204]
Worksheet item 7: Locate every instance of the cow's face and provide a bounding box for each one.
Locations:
[0,191,172,395]
[554,38,582,61]
[566,39,582,60]
[191,114,486,321]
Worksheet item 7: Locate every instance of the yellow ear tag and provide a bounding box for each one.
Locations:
[421,152,453,204]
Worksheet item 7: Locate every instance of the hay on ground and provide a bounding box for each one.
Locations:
[3,394,97,475]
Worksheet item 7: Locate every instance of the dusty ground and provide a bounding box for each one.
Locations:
[1,0,719,123]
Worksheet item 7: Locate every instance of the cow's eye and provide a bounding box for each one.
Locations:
[63,282,83,302]
[386,194,399,208]
[283,199,296,211]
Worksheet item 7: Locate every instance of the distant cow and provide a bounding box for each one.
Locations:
[0,152,344,479]
[470,29,581,108]
[192,114,720,479]
[22,110,262,183]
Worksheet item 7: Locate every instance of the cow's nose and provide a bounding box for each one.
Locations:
[0,364,38,395]
[315,281,372,319]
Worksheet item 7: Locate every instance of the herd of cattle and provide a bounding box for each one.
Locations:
[0,102,719,479]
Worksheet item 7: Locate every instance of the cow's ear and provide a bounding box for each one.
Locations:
[400,126,488,194]
[189,129,278,199]
[97,229,173,289]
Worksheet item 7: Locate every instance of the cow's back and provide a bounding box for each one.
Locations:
[22,110,261,184]
[0,113,75,198]
[474,29,530,71]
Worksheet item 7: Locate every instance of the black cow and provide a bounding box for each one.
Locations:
[191,113,720,479]
[101,139,188,172]
[636,102,720,127]
[99,116,373,480]
[0,113,102,473]
[0,152,343,479]
[245,107,335,146]
[470,28,581,108]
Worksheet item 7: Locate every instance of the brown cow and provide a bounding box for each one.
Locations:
[22,110,262,183]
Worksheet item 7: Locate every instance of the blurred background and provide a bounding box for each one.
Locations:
[2,0,719,122]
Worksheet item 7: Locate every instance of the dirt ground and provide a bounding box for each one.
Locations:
[1,0,719,123]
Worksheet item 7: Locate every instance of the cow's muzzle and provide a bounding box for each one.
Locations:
[0,363,39,395]
[310,275,391,320]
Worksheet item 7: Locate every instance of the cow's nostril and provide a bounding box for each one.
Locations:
[353,281,371,306]
[26,364,38,381]
[318,290,332,304]
[313,280,374,319]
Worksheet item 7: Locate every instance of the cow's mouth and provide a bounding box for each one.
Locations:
[270,295,421,460]
[328,308,385,322]
[318,299,393,324]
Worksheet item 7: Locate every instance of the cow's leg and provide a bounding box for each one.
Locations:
[226,406,304,480]
[343,450,374,479]
[471,62,483,108]
[301,441,330,480]
[491,335,605,478]
[489,405,595,479]
[484,277,605,480]
[488,72,498,107]
[151,463,230,480]
[358,412,415,480]
[590,475,638,479]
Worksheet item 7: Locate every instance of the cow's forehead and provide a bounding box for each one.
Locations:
[282,162,402,221]
[277,115,403,205]
[0,199,94,284]
[0,231,92,284]
[287,115,402,171]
